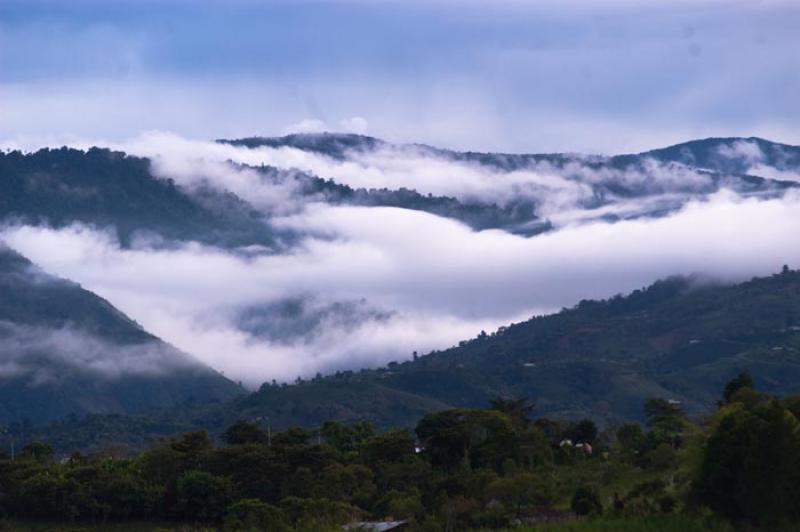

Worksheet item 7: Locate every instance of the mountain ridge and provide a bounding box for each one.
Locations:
[1,134,799,431]
[198,267,800,430]
[219,132,800,162]
[4,266,798,453]
[0,245,242,424]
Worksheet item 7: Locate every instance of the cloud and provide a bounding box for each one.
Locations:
[2,0,799,392]
[713,139,800,183]
[2,189,799,386]
[716,139,764,165]
[282,119,328,135]
[0,321,197,383]
[340,116,369,134]
[74,131,735,228]
[747,165,800,183]
[2,0,799,154]
[279,116,367,137]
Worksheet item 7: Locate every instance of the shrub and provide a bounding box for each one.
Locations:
[224,498,288,531]
[571,486,602,516]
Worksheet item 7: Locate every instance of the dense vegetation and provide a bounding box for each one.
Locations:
[0,137,799,529]
[618,137,800,178]
[178,267,800,433]
[0,145,548,239]
[2,136,797,249]
[3,267,798,454]
[280,165,546,235]
[2,136,797,248]
[1,376,798,530]
[224,133,800,194]
[0,148,274,248]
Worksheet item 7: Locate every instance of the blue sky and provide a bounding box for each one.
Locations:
[1,0,798,153]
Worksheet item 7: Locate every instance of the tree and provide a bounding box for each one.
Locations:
[363,429,416,464]
[316,463,376,507]
[383,489,424,520]
[176,470,233,522]
[693,400,800,527]
[272,427,309,447]
[644,443,676,471]
[489,397,534,427]
[721,371,754,405]
[616,423,644,455]
[622,480,671,517]
[566,419,598,444]
[22,441,53,463]
[170,431,213,470]
[487,473,554,518]
[224,499,288,531]
[644,399,687,447]
[280,497,354,530]
[416,409,516,471]
[517,426,552,468]
[223,421,267,445]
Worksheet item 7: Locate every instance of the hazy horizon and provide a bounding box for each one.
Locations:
[2,0,799,154]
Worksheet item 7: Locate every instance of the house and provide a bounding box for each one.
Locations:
[575,442,593,455]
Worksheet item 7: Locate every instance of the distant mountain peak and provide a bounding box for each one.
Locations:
[218,132,387,159]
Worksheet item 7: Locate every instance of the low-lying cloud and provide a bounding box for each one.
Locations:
[55,130,787,231]
[2,187,799,386]
[0,321,198,383]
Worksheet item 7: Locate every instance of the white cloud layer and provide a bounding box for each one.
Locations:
[0,321,197,383]
[26,130,749,227]
[2,187,799,386]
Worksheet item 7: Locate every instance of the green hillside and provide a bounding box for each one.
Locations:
[0,246,242,424]
[0,147,273,248]
[219,267,800,429]
[8,267,799,453]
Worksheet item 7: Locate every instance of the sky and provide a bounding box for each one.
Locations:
[1,0,799,153]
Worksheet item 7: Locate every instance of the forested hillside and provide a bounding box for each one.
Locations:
[1,138,799,445]
[0,147,274,248]
[0,246,241,424]
[219,268,800,429]
[11,267,798,455]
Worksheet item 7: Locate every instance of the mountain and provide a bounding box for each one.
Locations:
[211,267,800,429]
[222,132,387,160]
[256,163,546,234]
[0,246,242,424]
[1,134,799,438]
[0,147,274,248]
[220,133,800,232]
[10,267,800,453]
[222,133,800,181]
[4,136,798,245]
[625,137,800,178]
